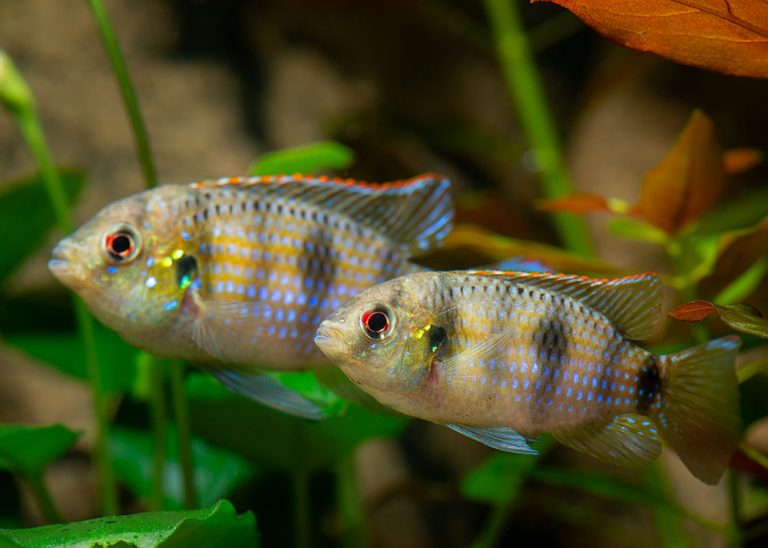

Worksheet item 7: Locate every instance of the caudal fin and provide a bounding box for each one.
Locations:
[658,336,741,484]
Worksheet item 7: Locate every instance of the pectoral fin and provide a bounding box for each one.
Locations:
[552,414,661,467]
[445,423,538,454]
[211,369,326,420]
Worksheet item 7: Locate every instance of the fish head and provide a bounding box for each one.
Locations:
[48,185,197,333]
[315,273,437,395]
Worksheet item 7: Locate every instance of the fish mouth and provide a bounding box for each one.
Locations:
[314,322,345,359]
[48,240,85,286]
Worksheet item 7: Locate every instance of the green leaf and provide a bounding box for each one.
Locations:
[0,170,84,287]
[0,500,258,547]
[271,371,347,417]
[606,217,669,244]
[0,424,79,477]
[110,427,257,510]
[249,141,354,176]
[715,303,768,339]
[461,441,552,504]
[186,374,407,472]
[5,322,138,394]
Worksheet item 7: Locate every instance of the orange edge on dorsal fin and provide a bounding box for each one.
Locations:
[189,172,448,192]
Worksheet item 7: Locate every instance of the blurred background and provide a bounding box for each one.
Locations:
[1,1,768,547]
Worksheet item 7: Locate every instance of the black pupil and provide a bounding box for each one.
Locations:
[367,311,388,333]
[112,233,132,254]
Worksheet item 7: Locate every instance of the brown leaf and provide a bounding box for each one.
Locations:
[701,217,768,295]
[723,148,764,175]
[668,300,717,322]
[636,111,724,233]
[535,0,768,79]
[536,193,611,213]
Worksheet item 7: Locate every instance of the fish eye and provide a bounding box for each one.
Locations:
[360,307,393,340]
[102,224,141,263]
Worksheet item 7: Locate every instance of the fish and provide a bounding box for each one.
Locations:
[48,174,453,418]
[314,270,741,484]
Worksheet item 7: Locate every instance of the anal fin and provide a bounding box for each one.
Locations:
[211,369,326,420]
[552,414,661,467]
[445,423,538,454]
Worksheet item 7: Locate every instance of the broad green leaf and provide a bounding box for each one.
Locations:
[0,170,84,287]
[249,141,353,176]
[0,424,79,477]
[271,371,347,417]
[461,439,552,504]
[606,217,669,245]
[186,374,407,472]
[0,499,258,547]
[110,427,257,510]
[5,321,138,394]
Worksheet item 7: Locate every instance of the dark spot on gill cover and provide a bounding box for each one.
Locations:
[636,355,661,413]
[176,255,198,289]
[428,325,447,354]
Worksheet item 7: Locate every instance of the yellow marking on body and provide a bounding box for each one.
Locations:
[171,249,184,260]
[414,324,432,340]
[160,256,174,268]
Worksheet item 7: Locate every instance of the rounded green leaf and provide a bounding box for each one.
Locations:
[249,141,354,176]
[0,500,258,547]
[0,424,80,477]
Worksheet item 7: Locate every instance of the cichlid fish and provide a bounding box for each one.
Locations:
[49,174,453,418]
[314,270,741,484]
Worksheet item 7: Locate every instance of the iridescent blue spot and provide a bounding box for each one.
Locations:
[271,290,281,302]
[521,362,528,374]
[304,278,313,289]
[573,373,579,383]
[267,325,275,336]
[300,312,308,323]
[284,291,294,304]
[216,281,224,293]
[534,379,541,389]
[287,310,296,322]
[247,285,256,298]
[259,287,269,300]
[508,363,517,373]
[500,379,508,388]
[275,309,284,321]
[145,276,157,288]
[566,387,572,397]
[480,376,487,385]
[523,379,530,389]
[226,281,235,293]
[106,265,119,275]
[606,396,613,404]
[146,257,155,267]
[597,394,603,403]
[576,391,583,401]
[512,379,519,389]
[337,284,347,296]
[181,230,191,241]
[309,295,319,307]
[586,392,593,402]
[163,300,178,311]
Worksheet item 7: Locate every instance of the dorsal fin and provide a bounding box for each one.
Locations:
[191,173,454,256]
[465,271,662,340]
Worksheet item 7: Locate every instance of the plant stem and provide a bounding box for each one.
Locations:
[471,497,513,548]
[337,453,366,548]
[169,362,196,508]
[146,356,167,511]
[483,0,593,257]
[25,473,62,524]
[84,0,157,188]
[0,53,118,515]
[293,423,311,548]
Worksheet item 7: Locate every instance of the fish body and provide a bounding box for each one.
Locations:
[49,174,453,417]
[315,270,741,484]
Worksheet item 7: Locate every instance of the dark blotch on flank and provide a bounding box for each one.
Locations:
[636,355,661,412]
[534,315,568,407]
[176,255,198,287]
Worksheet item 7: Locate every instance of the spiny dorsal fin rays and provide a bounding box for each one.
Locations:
[463,271,662,341]
[189,174,454,257]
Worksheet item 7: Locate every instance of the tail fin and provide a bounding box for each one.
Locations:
[657,336,741,484]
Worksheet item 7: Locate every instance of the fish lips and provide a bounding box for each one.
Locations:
[314,321,347,363]
[48,240,87,287]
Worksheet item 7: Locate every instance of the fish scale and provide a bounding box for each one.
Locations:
[316,269,741,484]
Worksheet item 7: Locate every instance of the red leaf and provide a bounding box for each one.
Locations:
[536,193,611,214]
[636,111,724,234]
[535,0,768,79]
[668,300,717,322]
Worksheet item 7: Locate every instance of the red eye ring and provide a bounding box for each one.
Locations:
[102,224,141,263]
[360,308,392,340]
